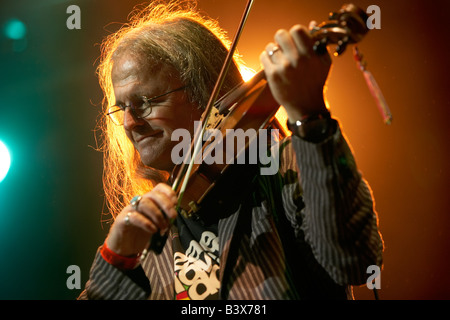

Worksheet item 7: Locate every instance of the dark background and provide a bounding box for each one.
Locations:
[0,0,448,300]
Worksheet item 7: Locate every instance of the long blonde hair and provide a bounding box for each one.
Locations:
[96,0,245,219]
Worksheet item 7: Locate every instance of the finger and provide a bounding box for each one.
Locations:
[146,186,177,219]
[260,49,273,72]
[265,41,278,55]
[292,24,332,64]
[291,25,316,56]
[138,196,172,232]
[150,183,178,211]
[274,28,301,62]
[124,210,159,234]
[308,20,318,30]
[260,49,280,83]
[139,184,177,221]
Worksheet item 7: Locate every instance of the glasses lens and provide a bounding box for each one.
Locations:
[107,106,124,125]
[138,99,152,119]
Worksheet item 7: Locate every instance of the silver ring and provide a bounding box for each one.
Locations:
[268,46,279,57]
[130,195,142,211]
[125,211,132,226]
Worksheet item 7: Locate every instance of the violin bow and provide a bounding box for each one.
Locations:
[148,0,255,255]
[172,0,255,204]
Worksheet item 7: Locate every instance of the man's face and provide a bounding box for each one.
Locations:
[111,53,201,172]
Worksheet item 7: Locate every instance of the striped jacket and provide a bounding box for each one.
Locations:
[79,122,383,300]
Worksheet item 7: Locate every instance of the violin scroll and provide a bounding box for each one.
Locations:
[311,3,369,56]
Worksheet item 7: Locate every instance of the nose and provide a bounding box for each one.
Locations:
[123,107,145,130]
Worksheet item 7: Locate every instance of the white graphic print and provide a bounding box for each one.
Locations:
[174,231,220,300]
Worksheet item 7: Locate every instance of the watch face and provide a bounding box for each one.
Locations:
[288,116,334,143]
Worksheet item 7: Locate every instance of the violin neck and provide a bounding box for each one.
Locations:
[216,69,267,115]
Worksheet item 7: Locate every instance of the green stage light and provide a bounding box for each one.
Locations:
[4,18,27,40]
[0,140,11,183]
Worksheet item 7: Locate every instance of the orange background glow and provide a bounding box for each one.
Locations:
[196,0,450,300]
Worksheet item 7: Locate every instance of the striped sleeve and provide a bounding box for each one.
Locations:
[285,120,383,285]
[78,247,151,300]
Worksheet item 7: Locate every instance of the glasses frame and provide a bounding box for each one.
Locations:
[106,85,187,125]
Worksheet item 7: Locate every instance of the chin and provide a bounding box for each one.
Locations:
[141,154,174,173]
[151,163,174,173]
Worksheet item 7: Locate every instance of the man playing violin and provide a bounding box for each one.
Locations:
[79,0,383,300]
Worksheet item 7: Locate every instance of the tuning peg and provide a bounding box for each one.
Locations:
[314,37,328,55]
[329,11,338,21]
[334,38,349,56]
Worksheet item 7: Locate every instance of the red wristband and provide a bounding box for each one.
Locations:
[100,242,140,270]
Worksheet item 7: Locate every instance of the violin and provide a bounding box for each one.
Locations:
[148,3,370,254]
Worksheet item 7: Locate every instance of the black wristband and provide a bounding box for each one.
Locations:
[287,111,333,143]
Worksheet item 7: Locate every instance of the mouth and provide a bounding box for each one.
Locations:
[135,130,164,143]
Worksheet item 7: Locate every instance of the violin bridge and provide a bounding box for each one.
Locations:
[206,106,224,129]
[179,201,200,218]
[189,201,200,213]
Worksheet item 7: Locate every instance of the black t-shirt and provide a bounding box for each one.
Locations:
[172,214,220,300]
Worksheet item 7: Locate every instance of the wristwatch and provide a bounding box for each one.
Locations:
[287,111,334,143]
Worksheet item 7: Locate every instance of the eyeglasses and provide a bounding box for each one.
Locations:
[106,86,187,125]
